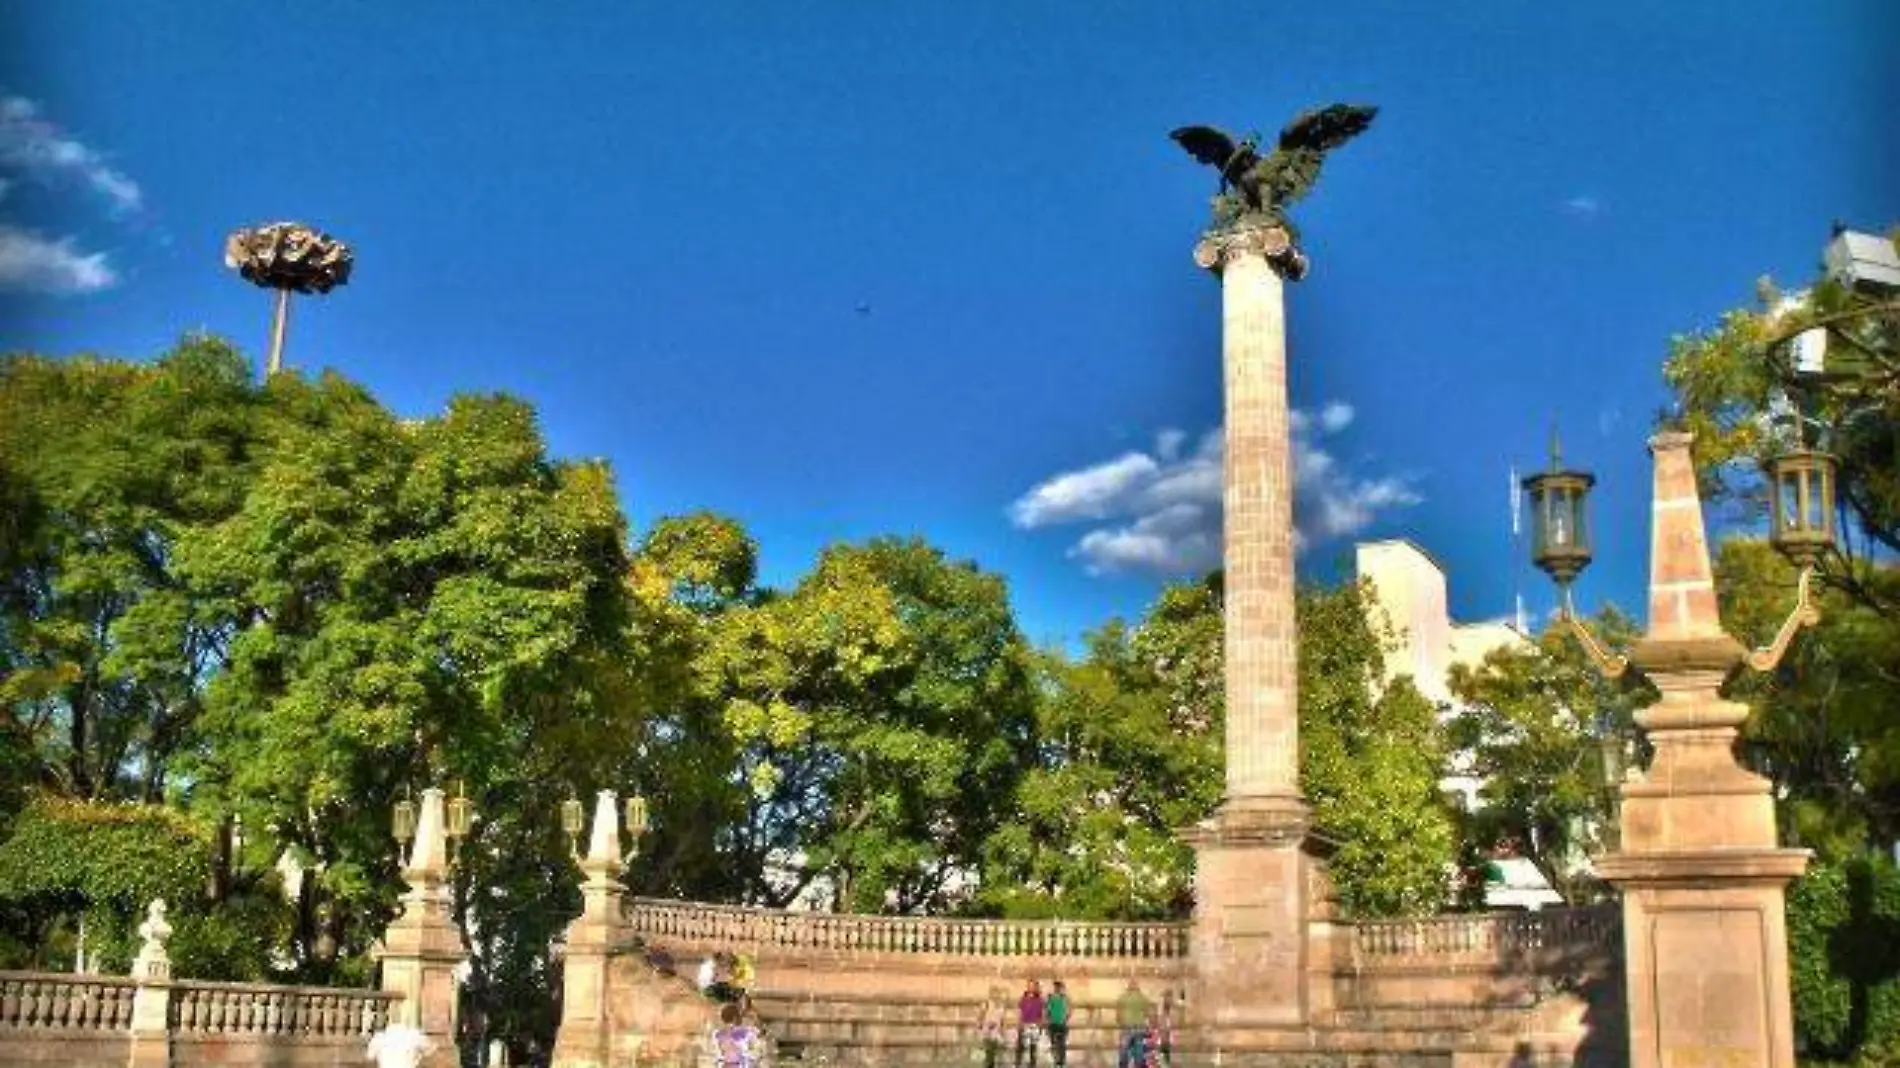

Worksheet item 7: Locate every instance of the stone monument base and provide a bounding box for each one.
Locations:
[1185,795,1325,1028]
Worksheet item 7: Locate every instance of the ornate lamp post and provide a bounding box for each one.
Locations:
[223,221,353,378]
[1525,429,1835,1068]
[551,789,650,1068]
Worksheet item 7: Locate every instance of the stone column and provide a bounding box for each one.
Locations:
[1596,432,1806,1068]
[375,788,467,1067]
[127,899,173,1068]
[552,791,636,1068]
[1184,222,1315,1029]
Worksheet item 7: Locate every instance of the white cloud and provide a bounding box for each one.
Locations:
[0,96,143,214]
[1007,451,1160,528]
[1155,428,1187,462]
[0,225,117,294]
[1010,403,1420,576]
[1561,195,1603,218]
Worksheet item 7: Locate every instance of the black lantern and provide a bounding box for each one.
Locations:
[1523,440,1596,586]
[1767,449,1837,569]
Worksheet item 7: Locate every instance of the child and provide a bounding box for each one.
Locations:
[977,991,1006,1068]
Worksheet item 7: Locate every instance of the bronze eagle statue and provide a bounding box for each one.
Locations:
[1171,104,1378,232]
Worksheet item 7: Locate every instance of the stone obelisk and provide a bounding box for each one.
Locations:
[1185,222,1317,1028]
[1596,432,1807,1068]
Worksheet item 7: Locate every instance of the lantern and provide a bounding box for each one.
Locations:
[561,795,585,854]
[1523,443,1595,586]
[1598,733,1623,790]
[392,794,417,848]
[625,795,650,839]
[1767,449,1836,569]
[446,781,474,843]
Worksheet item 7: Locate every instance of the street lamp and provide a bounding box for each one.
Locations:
[561,790,650,865]
[1523,427,1835,1068]
[223,221,353,378]
[446,780,475,862]
[392,790,418,856]
[562,795,586,859]
[1522,435,1626,677]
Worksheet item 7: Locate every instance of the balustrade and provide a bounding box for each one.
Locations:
[169,980,396,1037]
[0,972,137,1030]
[1349,906,1620,965]
[624,897,1190,959]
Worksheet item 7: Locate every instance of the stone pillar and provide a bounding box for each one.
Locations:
[1596,432,1806,1068]
[127,899,173,1068]
[375,788,467,1067]
[552,791,634,1068]
[1184,222,1315,1028]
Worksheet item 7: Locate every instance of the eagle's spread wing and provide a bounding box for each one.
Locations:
[1171,126,1239,168]
[1277,105,1378,153]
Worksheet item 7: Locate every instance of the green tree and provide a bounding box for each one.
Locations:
[982,574,1454,921]
[979,578,1224,920]
[1447,609,1644,904]
[1717,539,1900,857]
[702,537,1037,913]
[1665,230,1900,617]
[0,338,260,801]
[1299,580,1456,918]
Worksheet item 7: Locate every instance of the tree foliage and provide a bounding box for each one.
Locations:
[1447,608,1644,903]
[1789,854,1900,1065]
[979,578,1223,920]
[1299,580,1455,918]
[703,538,1038,913]
[1664,231,1900,617]
[1717,539,1900,858]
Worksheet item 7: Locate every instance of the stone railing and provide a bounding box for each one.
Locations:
[1348,904,1621,967]
[170,979,397,1037]
[0,971,139,1029]
[626,897,1191,959]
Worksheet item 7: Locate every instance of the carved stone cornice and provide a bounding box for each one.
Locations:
[1193,223,1310,281]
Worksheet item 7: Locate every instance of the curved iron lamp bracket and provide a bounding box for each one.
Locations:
[1560,587,1630,680]
[1745,566,1822,673]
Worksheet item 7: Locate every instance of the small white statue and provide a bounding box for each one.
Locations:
[133,899,172,981]
[367,1022,435,1068]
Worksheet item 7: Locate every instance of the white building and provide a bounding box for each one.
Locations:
[1353,539,1563,910]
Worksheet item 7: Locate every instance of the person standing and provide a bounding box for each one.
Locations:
[1115,981,1150,1068]
[1016,978,1046,1068]
[1157,989,1177,1067]
[978,990,1006,1068]
[1045,979,1072,1068]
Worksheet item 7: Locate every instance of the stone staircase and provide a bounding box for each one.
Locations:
[753,989,1134,1066]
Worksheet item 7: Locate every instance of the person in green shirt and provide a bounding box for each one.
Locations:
[1046,980,1072,1068]
[1115,981,1151,1068]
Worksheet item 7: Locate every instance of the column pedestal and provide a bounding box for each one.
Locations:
[1185,800,1316,1027]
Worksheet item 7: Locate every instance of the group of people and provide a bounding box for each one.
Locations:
[699,951,768,1068]
[978,979,1174,1068]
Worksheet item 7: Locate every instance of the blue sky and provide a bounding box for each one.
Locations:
[2,2,1894,647]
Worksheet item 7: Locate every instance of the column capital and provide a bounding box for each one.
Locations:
[1193,223,1309,280]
